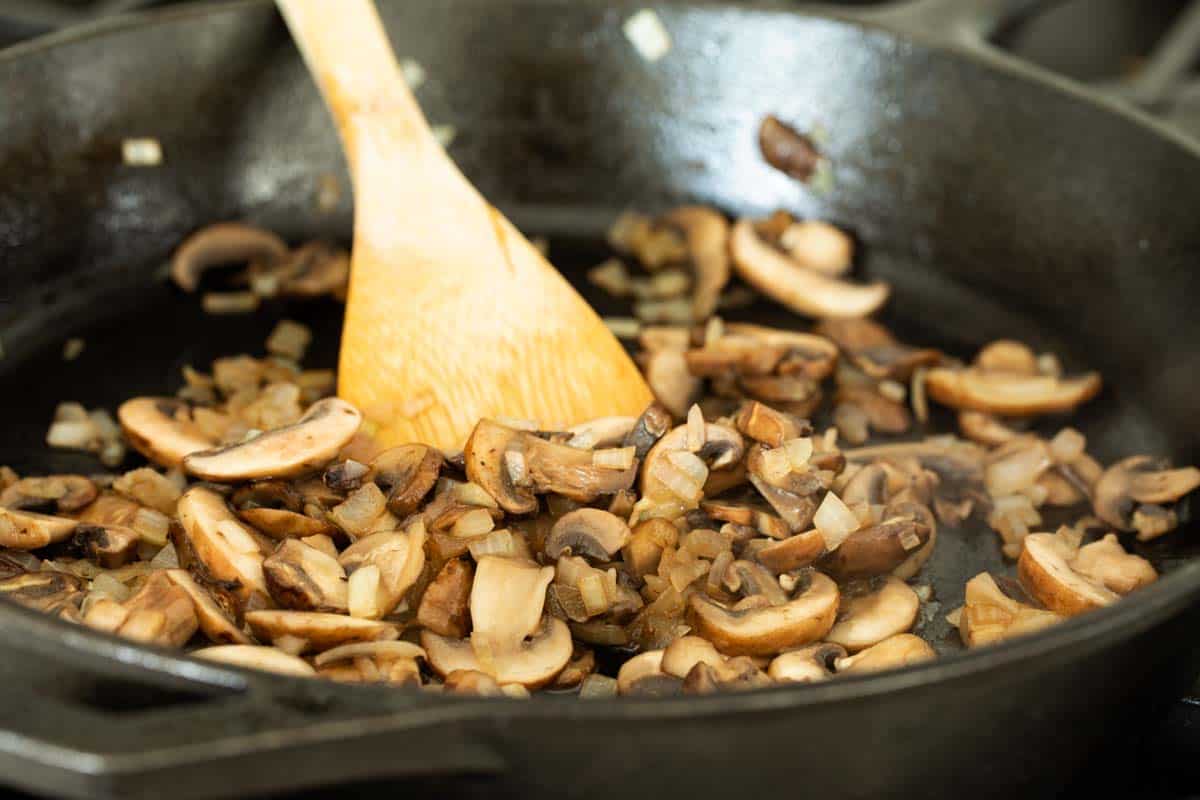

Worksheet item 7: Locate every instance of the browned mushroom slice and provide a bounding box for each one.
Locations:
[88,571,200,648]
[417,557,474,638]
[700,499,791,540]
[0,548,41,581]
[759,116,821,181]
[551,645,597,690]
[524,433,638,503]
[834,633,935,674]
[244,610,398,652]
[1092,455,1200,539]
[0,507,79,550]
[621,518,679,579]
[747,476,819,534]
[0,571,85,617]
[1070,534,1157,594]
[730,218,888,318]
[826,577,920,652]
[71,523,140,568]
[566,416,638,449]
[725,323,840,381]
[738,374,822,416]
[840,463,888,506]
[422,616,572,689]
[816,318,941,381]
[622,403,673,460]
[923,368,1101,416]
[236,508,336,540]
[643,348,702,418]
[171,222,288,292]
[641,422,745,512]
[184,398,362,482]
[195,644,316,676]
[371,444,444,516]
[958,572,1062,648]
[1017,532,1117,616]
[163,569,252,644]
[767,643,846,683]
[836,388,911,435]
[0,475,98,514]
[464,419,537,514]
[175,487,270,611]
[819,515,931,580]
[663,206,730,320]
[958,411,1021,447]
[118,397,217,469]
[753,529,826,573]
[686,571,839,656]
[262,539,348,612]
[734,401,812,448]
[615,649,682,696]
[544,509,631,562]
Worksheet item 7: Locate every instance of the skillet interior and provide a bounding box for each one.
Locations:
[2,0,1200,668]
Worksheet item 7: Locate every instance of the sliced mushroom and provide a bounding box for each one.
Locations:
[681,656,772,694]
[175,487,270,611]
[686,570,839,656]
[730,218,888,318]
[85,571,199,648]
[819,515,931,580]
[71,523,140,568]
[184,398,362,482]
[622,403,673,461]
[544,509,631,562]
[422,615,572,689]
[1092,455,1200,538]
[567,416,638,449]
[840,463,888,506]
[663,206,730,320]
[615,649,682,696]
[338,523,427,619]
[753,529,826,573]
[0,475,97,514]
[767,643,846,683]
[659,635,727,679]
[271,240,351,298]
[738,374,822,417]
[622,518,679,579]
[816,318,940,381]
[194,644,316,677]
[417,557,474,638]
[958,411,1021,447]
[236,508,336,540]
[759,116,821,182]
[0,547,42,581]
[464,419,537,514]
[835,388,911,435]
[163,569,252,644]
[171,222,288,292]
[0,571,85,617]
[735,401,812,448]
[244,610,398,652]
[959,572,1062,648]
[834,633,935,674]
[118,398,216,469]
[644,348,702,418]
[1071,534,1157,595]
[826,577,920,652]
[1017,531,1118,616]
[371,444,444,516]
[0,507,79,550]
[641,422,745,510]
[723,559,789,606]
[263,539,348,612]
[700,498,790,540]
[923,368,1101,416]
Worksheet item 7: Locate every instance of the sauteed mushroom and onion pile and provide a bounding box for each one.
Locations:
[2,118,1195,698]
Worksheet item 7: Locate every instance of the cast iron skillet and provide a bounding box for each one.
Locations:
[3,0,1200,797]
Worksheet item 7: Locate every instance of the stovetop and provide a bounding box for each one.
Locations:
[1,1,1200,798]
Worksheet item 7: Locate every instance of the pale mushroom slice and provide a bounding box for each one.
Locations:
[826,577,920,652]
[615,649,682,696]
[0,507,80,550]
[768,643,847,683]
[469,556,556,654]
[958,572,1062,648]
[544,509,631,562]
[163,569,252,644]
[923,368,1101,416]
[194,644,316,677]
[753,529,826,573]
[1092,455,1200,539]
[118,397,217,469]
[729,218,889,319]
[244,610,398,653]
[183,398,363,482]
[1017,531,1118,616]
[1070,534,1157,595]
[84,571,199,648]
[175,487,270,611]
[170,222,288,292]
[263,539,348,612]
[834,633,935,674]
[662,206,730,320]
[686,571,839,656]
[0,475,97,514]
[643,348,702,419]
[422,616,573,689]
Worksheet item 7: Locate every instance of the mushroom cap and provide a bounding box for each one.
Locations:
[1093,455,1200,532]
[464,419,537,514]
[163,569,252,644]
[417,557,475,638]
[835,633,935,674]
[1017,532,1118,616]
[826,577,920,652]
[118,397,217,469]
[686,571,839,656]
[544,508,631,562]
[729,218,889,319]
[176,487,270,609]
[663,205,731,320]
[642,422,745,506]
[244,609,398,652]
[194,644,316,677]
[0,507,80,550]
[421,616,573,689]
[924,368,1101,416]
[170,222,287,292]
[371,444,444,516]
[767,643,846,683]
[184,398,362,482]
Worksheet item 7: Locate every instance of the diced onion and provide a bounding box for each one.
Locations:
[132,508,171,547]
[704,316,725,346]
[593,446,636,471]
[686,404,706,452]
[91,572,131,602]
[468,529,518,560]
[784,437,813,468]
[878,380,907,403]
[758,447,793,484]
[452,508,495,538]
[455,481,499,509]
[46,420,96,449]
[122,137,163,166]
[1049,427,1086,463]
[149,542,179,570]
[348,565,383,619]
[814,491,860,551]
[503,450,528,486]
[603,317,641,340]
[623,8,672,62]
[579,674,619,699]
[945,607,963,627]
[578,573,611,617]
[985,446,1051,497]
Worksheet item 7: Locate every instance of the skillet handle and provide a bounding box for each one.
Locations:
[0,609,505,799]
[846,0,1066,46]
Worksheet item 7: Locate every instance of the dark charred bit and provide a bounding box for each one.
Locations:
[623,403,673,461]
[69,523,139,569]
[759,115,821,181]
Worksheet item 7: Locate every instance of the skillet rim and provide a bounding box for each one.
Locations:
[1,0,1199,716]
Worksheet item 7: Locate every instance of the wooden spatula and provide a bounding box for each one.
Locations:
[276,0,654,451]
